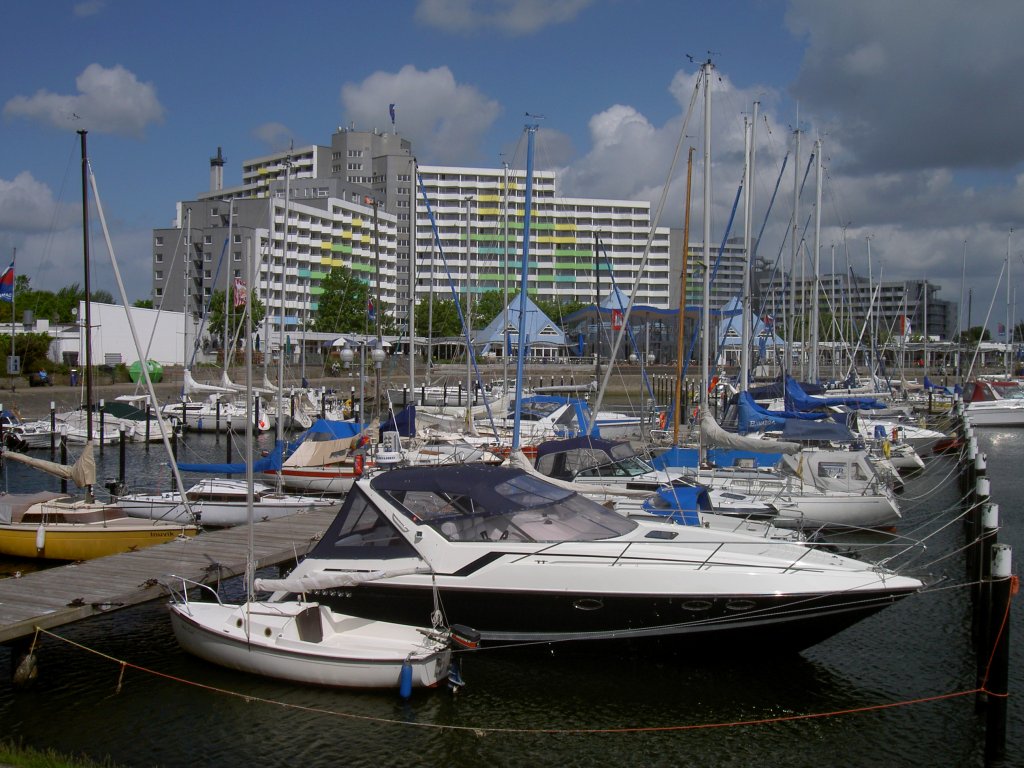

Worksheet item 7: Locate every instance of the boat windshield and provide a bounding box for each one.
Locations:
[388,473,637,543]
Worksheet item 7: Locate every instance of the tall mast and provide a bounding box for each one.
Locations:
[740,102,758,390]
[594,231,601,385]
[512,124,538,451]
[78,130,94,442]
[673,147,694,445]
[699,60,712,418]
[502,159,510,388]
[810,137,822,382]
[1006,228,1013,376]
[787,122,800,378]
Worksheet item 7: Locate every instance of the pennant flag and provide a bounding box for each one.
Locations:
[233,277,247,308]
[388,103,396,126]
[367,299,376,323]
[0,262,13,303]
[762,314,774,331]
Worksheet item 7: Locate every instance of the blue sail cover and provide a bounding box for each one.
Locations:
[177,440,284,474]
[737,391,827,434]
[784,377,888,412]
[380,405,416,439]
[780,419,856,443]
[649,445,783,470]
[640,482,709,526]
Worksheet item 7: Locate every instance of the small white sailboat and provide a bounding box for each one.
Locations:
[167,577,462,690]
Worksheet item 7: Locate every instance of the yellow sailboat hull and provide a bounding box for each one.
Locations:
[0,522,197,560]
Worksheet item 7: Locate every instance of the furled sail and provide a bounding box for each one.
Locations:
[3,441,97,487]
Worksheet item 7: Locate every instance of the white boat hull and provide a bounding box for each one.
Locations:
[169,600,451,689]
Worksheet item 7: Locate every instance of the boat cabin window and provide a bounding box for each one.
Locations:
[383,473,636,543]
[308,488,418,560]
[817,462,847,480]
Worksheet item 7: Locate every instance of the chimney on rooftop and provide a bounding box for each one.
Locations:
[210,146,225,192]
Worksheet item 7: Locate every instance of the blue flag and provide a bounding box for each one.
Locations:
[388,103,396,126]
[367,299,375,323]
[0,262,13,303]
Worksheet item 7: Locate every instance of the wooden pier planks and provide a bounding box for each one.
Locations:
[0,509,335,644]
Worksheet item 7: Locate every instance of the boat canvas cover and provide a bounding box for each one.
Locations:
[780,419,856,443]
[784,377,888,412]
[379,405,416,439]
[177,440,284,474]
[0,491,64,524]
[3,442,97,488]
[701,412,802,454]
[283,436,357,469]
[736,392,825,435]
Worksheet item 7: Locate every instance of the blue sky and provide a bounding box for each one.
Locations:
[2,0,1023,333]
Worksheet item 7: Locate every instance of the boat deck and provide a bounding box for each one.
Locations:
[0,508,336,645]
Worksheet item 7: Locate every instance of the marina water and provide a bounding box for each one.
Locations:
[0,428,1020,767]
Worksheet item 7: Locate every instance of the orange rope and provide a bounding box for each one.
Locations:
[978,574,1019,696]
[33,626,991,736]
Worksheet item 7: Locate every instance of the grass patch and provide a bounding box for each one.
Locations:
[0,741,124,768]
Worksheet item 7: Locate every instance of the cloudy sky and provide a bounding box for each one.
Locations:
[1,0,1022,333]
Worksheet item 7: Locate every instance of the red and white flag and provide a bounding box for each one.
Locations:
[233,277,247,308]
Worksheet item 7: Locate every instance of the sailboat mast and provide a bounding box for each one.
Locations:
[673,147,694,445]
[277,158,291,444]
[78,130,94,442]
[810,137,822,383]
[502,160,510,389]
[787,124,800,378]
[1006,228,1013,377]
[594,231,601,385]
[700,60,712,416]
[740,104,757,390]
[512,124,538,451]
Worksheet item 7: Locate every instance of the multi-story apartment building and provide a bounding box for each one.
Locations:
[751,260,957,341]
[152,129,672,348]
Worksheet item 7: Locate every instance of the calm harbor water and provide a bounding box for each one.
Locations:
[0,428,1020,767]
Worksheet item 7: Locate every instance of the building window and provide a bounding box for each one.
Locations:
[233,234,241,244]
[154,253,163,263]
[154,236,163,246]
[155,271,163,280]
[204,235,212,245]
[210,207,218,217]
[204,252,212,262]
[155,288,163,297]
[233,250,241,262]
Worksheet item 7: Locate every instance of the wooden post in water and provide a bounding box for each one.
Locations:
[984,544,1012,767]
[974,503,999,695]
[118,425,127,490]
[59,431,67,494]
[98,399,105,454]
[49,402,56,460]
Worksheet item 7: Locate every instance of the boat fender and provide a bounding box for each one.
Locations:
[891,427,899,442]
[35,523,45,552]
[12,651,38,689]
[658,411,667,429]
[399,659,413,699]
[354,454,364,475]
[882,440,891,459]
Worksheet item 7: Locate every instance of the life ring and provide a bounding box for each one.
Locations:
[882,440,892,459]
[354,454,364,476]
[258,417,268,431]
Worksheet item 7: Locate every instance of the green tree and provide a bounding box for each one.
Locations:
[313,266,373,333]
[206,288,265,341]
[133,299,154,309]
[415,296,463,337]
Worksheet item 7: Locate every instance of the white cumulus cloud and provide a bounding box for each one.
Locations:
[3,63,165,139]
[0,172,77,232]
[341,65,500,164]
[415,0,593,35]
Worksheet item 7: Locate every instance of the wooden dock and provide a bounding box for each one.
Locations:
[0,508,337,645]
